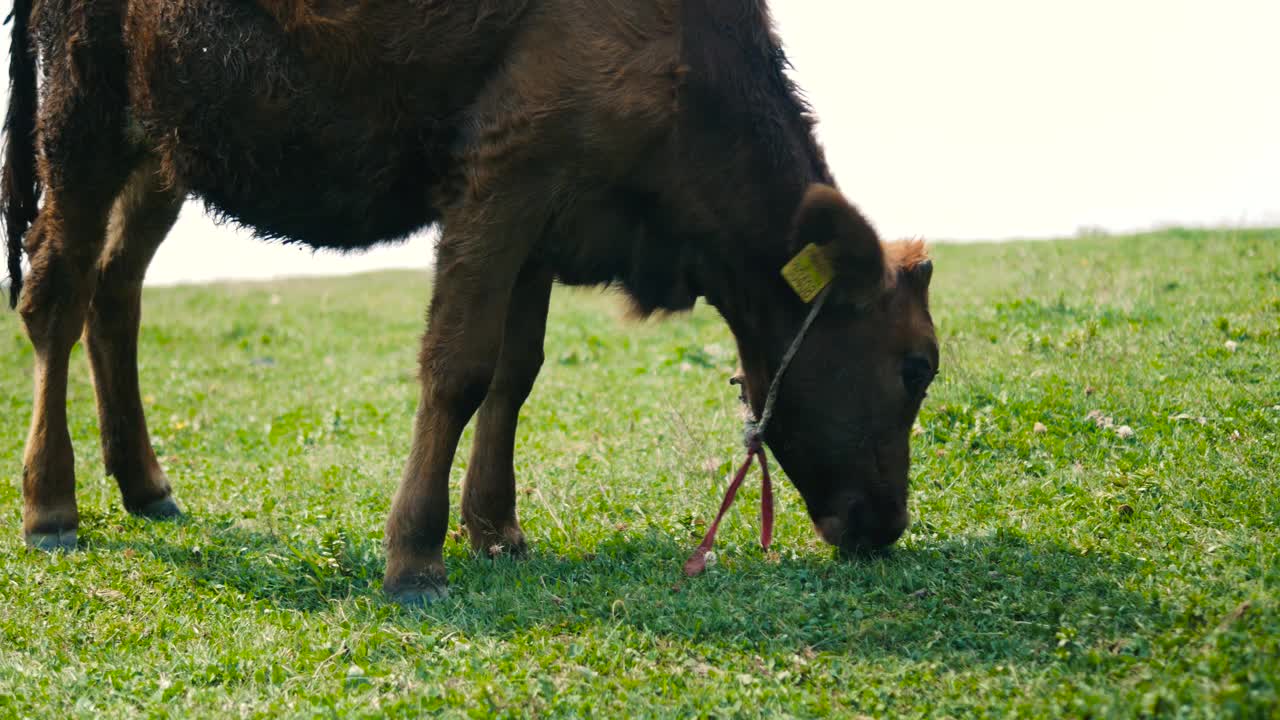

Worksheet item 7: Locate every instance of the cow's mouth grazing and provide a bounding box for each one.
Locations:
[806,444,908,556]
[813,505,904,557]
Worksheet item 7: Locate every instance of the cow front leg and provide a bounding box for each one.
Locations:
[461,263,553,557]
[85,160,183,519]
[382,228,530,604]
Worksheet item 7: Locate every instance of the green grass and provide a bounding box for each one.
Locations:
[1,228,1277,718]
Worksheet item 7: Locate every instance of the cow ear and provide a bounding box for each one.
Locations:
[789,184,886,302]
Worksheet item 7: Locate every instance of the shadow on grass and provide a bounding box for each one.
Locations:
[93,515,1154,667]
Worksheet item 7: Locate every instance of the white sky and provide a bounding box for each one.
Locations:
[3,1,1278,285]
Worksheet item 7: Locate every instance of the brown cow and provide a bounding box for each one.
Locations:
[3,0,938,603]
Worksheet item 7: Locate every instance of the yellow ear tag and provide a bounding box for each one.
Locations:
[781,243,835,303]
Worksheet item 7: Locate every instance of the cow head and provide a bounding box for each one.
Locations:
[733,184,938,556]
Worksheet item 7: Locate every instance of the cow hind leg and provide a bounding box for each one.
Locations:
[18,171,131,550]
[461,263,553,557]
[84,159,183,518]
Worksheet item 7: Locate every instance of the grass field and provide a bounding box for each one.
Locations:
[1,228,1277,718]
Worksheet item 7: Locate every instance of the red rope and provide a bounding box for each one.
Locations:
[759,443,773,548]
[683,438,774,577]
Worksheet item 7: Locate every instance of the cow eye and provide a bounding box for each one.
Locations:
[902,353,934,397]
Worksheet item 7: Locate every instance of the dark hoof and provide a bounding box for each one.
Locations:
[132,495,183,520]
[25,528,78,552]
[384,576,450,607]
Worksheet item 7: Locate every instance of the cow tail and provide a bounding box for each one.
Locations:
[3,0,40,309]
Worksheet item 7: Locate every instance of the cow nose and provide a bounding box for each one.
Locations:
[839,498,909,555]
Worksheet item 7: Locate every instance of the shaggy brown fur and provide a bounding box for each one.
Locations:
[3,0,938,602]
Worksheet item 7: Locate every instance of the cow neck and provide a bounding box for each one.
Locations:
[744,284,831,443]
[707,258,809,421]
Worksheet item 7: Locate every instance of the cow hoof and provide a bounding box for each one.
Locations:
[384,575,449,607]
[24,528,78,552]
[133,495,183,520]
